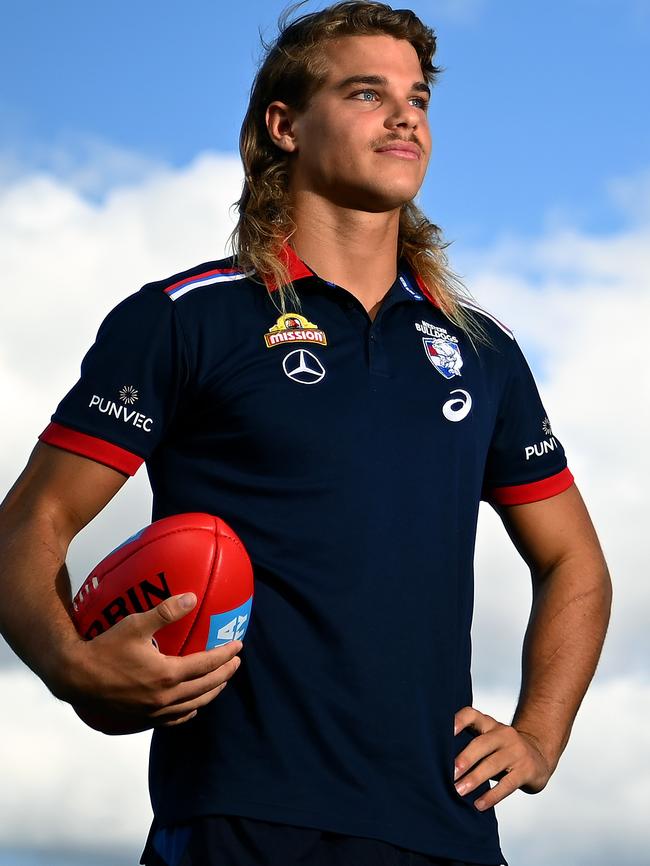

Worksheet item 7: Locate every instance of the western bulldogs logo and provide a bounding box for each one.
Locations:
[423,336,463,379]
[415,320,463,379]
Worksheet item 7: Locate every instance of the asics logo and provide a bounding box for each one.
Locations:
[442,389,472,422]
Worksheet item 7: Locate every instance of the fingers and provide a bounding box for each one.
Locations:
[454,723,516,806]
[79,614,244,726]
[453,706,552,812]
[150,652,244,726]
[454,742,515,794]
[153,653,242,711]
[454,727,510,780]
[454,705,498,737]
[173,640,244,681]
[153,679,231,725]
[107,593,243,679]
[92,648,242,731]
[160,710,199,727]
[129,592,198,638]
[472,767,521,812]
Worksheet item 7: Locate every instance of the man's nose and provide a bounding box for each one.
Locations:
[384,99,420,132]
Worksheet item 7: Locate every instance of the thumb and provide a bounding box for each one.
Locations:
[134,592,197,637]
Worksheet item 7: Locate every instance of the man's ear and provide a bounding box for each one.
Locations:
[266,101,299,153]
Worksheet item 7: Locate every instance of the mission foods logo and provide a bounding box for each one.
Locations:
[264,313,327,348]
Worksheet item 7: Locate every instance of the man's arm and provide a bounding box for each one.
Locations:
[453,483,612,810]
[0,442,243,733]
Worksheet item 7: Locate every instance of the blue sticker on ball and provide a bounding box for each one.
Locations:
[206,596,253,648]
[107,526,147,557]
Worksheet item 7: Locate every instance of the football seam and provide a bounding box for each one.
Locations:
[88,525,217,581]
[74,518,252,655]
[178,524,251,653]
[74,527,219,641]
[178,526,219,654]
[219,530,249,558]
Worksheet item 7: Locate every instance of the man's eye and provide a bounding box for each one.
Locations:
[410,97,429,110]
[351,89,378,102]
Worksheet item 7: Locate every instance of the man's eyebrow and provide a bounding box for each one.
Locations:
[334,74,431,97]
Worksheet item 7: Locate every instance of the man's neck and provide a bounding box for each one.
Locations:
[290,192,401,313]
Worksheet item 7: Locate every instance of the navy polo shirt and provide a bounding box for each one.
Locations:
[40,247,573,866]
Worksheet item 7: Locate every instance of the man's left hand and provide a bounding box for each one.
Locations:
[453,706,553,811]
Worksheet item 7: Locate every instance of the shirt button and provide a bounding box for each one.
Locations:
[370,334,377,342]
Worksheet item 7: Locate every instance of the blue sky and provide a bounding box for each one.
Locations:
[1,2,649,865]
[2,0,649,250]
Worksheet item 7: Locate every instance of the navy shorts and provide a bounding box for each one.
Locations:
[140,814,496,866]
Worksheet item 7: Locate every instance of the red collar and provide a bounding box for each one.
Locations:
[265,243,437,308]
[412,272,438,307]
[264,244,313,291]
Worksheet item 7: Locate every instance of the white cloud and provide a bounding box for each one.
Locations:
[1,668,647,859]
[0,135,167,200]
[0,668,151,853]
[0,148,244,855]
[475,674,650,866]
[0,149,648,863]
[608,167,650,224]
[464,202,650,688]
[0,149,243,496]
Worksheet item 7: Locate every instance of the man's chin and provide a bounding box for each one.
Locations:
[336,185,421,214]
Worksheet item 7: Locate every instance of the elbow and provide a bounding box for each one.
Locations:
[532,550,613,619]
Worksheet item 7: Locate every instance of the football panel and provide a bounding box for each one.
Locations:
[73,526,217,655]
[181,519,255,654]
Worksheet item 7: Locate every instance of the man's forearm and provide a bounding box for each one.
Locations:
[510,553,612,773]
[0,501,83,693]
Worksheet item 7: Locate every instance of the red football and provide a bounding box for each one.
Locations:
[71,512,253,733]
[72,512,254,655]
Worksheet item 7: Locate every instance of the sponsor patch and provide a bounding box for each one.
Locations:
[525,417,558,460]
[442,389,472,422]
[415,320,463,379]
[264,313,327,348]
[207,597,252,648]
[119,385,139,405]
[89,386,154,432]
[282,349,326,384]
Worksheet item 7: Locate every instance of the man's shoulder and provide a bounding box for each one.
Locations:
[140,255,255,304]
[456,298,515,346]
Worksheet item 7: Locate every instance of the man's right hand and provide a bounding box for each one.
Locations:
[0,442,243,735]
[65,592,244,735]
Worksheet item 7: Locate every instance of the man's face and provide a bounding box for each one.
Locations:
[284,34,432,213]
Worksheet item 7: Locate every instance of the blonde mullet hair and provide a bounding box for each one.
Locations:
[229,1,487,341]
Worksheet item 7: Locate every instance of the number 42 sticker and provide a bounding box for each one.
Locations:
[442,389,472,422]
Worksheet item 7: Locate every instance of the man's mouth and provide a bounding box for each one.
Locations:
[374,141,421,160]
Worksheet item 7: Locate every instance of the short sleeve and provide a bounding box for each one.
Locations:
[38,287,188,476]
[482,337,574,506]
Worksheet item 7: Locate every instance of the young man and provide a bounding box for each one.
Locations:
[0,3,611,866]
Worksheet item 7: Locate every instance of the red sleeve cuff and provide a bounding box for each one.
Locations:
[487,467,574,506]
[38,422,144,477]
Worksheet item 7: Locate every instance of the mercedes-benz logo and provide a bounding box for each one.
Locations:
[282,349,326,384]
